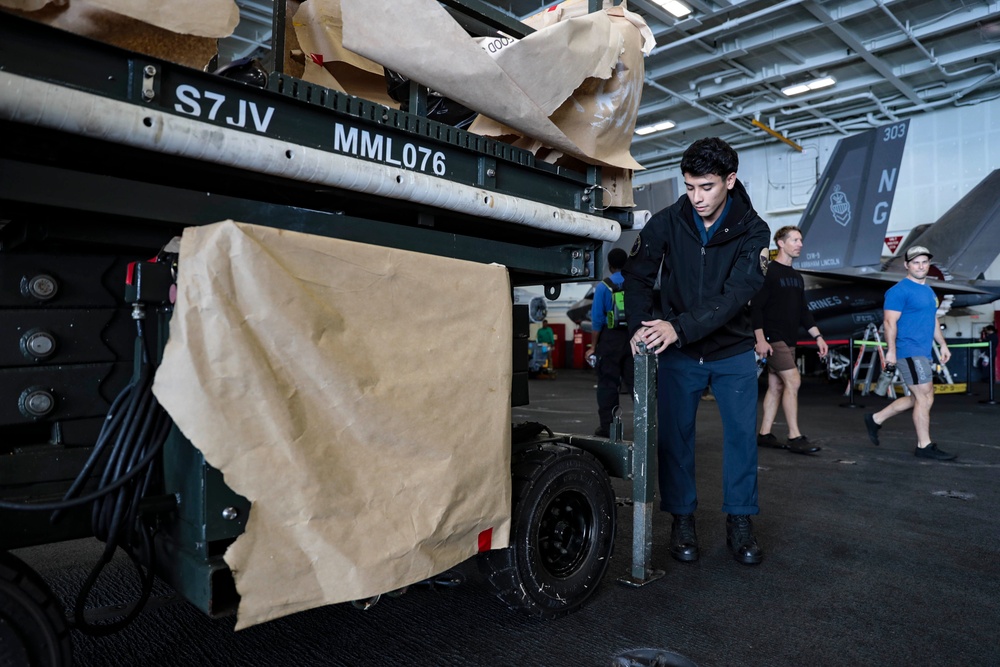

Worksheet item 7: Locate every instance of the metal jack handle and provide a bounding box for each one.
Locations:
[610,405,624,443]
[619,343,665,587]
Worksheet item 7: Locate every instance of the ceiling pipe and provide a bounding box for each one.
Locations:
[649,0,806,56]
[642,78,750,135]
[911,68,1000,110]
[872,0,999,80]
[638,66,1000,174]
[753,68,1000,144]
[868,67,1000,115]
[688,68,746,90]
[637,131,791,174]
[775,92,900,122]
[956,90,1000,106]
[771,117,853,134]
[635,65,988,154]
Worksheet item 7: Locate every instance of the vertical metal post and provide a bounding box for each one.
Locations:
[840,337,863,408]
[982,339,998,406]
[618,346,664,586]
[270,0,287,75]
[965,336,975,395]
[408,80,428,118]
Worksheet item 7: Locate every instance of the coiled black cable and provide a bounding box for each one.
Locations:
[68,318,172,636]
[0,318,175,636]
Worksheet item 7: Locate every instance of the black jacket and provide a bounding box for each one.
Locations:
[750,261,817,346]
[622,179,771,361]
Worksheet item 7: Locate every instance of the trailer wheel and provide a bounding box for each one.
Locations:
[479,443,616,619]
[0,551,73,667]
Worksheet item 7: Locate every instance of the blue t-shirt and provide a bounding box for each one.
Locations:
[590,271,624,333]
[884,278,938,359]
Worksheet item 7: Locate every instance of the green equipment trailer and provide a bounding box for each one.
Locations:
[0,5,660,665]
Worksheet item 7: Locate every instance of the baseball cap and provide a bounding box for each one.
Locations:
[904,245,933,262]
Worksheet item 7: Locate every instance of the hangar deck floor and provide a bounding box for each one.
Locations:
[13,370,1000,666]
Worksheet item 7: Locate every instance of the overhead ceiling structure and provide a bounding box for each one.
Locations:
[226,1,1000,177]
[219,0,274,65]
[623,0,1000,174]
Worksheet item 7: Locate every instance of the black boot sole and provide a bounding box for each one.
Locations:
[729,547,763,565]
[669,548,700,563]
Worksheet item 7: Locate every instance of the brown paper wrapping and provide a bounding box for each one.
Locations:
[81,0,236,37]
[0,0,54,11]
[291,0,399,107]
[0,0,237,37]
[152,221,513,629]
[1,0,225,69]
[340,0,653,174]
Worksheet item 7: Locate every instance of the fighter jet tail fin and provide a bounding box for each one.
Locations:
[885,169,1000,279]
[794,120,910,271]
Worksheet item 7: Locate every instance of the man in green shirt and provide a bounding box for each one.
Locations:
[536,320,555,346]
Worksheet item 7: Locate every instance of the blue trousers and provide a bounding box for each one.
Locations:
[657,347,759,515]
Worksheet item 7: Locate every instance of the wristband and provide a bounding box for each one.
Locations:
[813,334,823,340]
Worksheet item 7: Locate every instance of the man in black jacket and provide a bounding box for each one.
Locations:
[623,138,771,565]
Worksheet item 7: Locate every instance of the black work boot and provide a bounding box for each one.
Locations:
[726,514,763,565]
[669,514,699,563]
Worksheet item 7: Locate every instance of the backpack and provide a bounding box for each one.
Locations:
[602,277,628,329]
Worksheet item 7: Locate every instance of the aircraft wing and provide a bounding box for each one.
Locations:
[799,267,993,296]
[883,169,1000,277]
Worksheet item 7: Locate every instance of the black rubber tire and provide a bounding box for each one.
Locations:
[479,443,616,619]
[0,551,73,667]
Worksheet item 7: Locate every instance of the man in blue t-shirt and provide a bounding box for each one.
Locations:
[863,246,955,460]
[586,248,633,437]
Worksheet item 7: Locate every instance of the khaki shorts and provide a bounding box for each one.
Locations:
[898,356,933,386]
[767,340,796,372]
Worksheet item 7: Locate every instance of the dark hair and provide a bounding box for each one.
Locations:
[774,225,801,244]
[607,248,628,271]
[680,137,739,178]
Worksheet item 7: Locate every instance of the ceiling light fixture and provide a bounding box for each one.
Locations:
[635,120,676,136]
[650,0,692,19]
[781,76,836,97]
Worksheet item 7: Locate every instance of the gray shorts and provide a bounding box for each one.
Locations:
[898,356,933,386]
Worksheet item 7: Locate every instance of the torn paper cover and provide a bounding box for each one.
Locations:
[152,221,512,629]
[0,0,238,37]
[0,0,224,68]
[292,0,399,107]
[340,0,653,171]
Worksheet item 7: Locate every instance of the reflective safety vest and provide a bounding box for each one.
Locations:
[602,277,628,329]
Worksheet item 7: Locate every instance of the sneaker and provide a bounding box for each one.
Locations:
[594,426,610,438]
[787,435,821,454]
[757,433,787,449]
[669,514,699,563]
[864,413,881,446]
[914,443,957,461]
[726,514,763,565]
